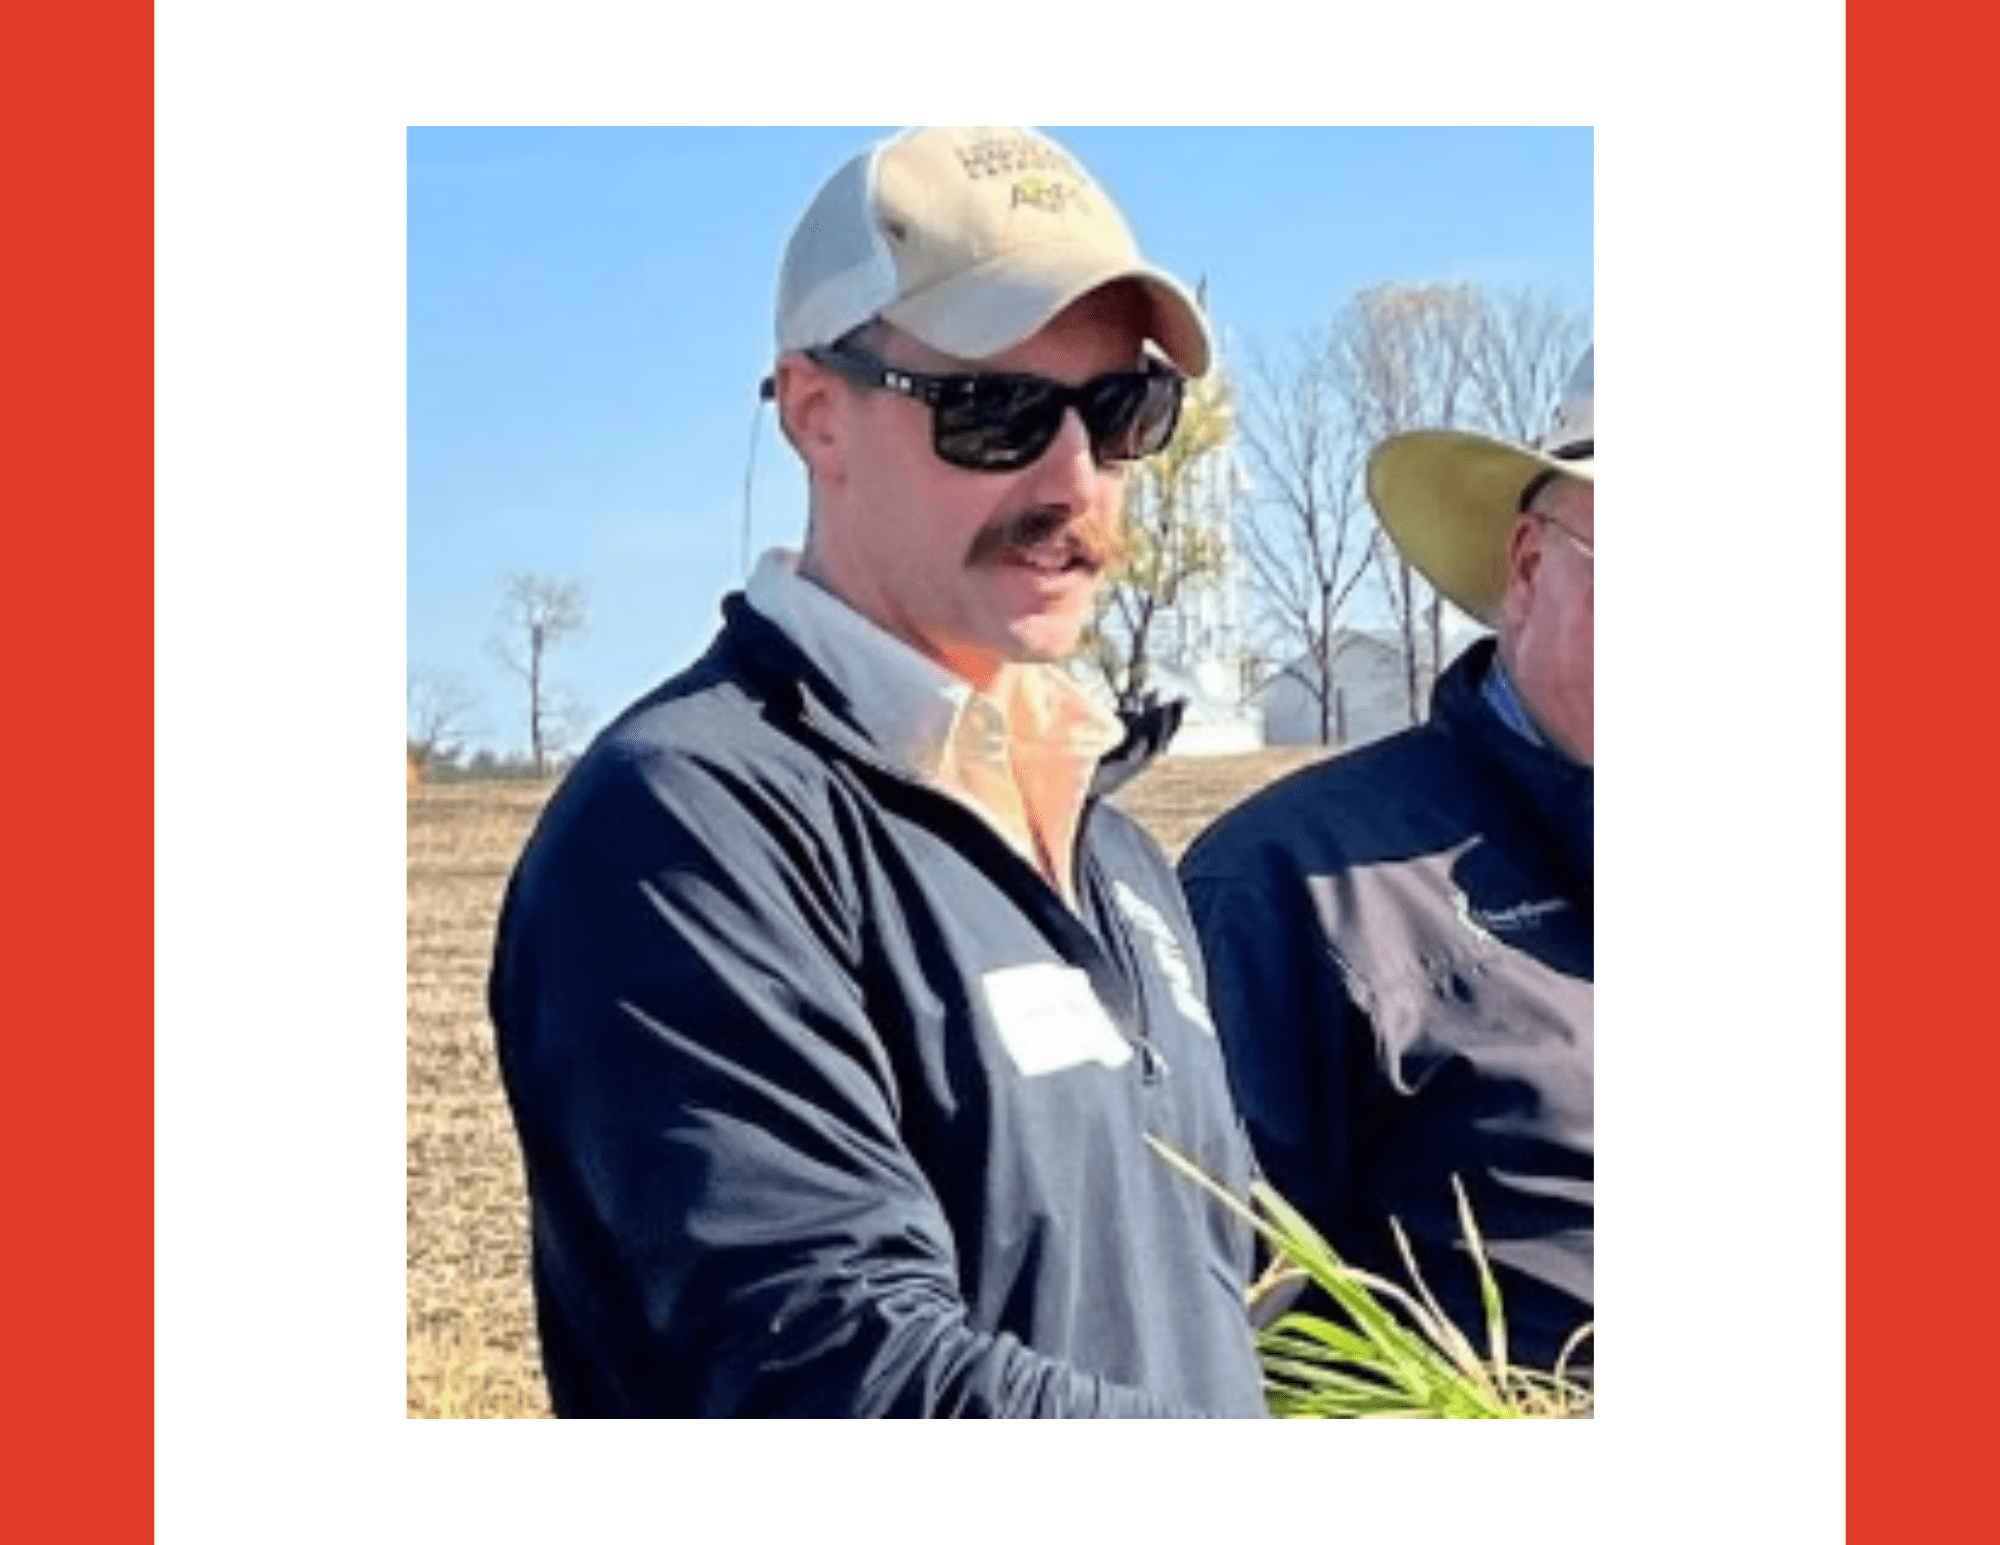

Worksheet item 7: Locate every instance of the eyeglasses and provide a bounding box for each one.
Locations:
[804,344,1185,473]
[1517,444,1593,515]
[1536,514,1594,560]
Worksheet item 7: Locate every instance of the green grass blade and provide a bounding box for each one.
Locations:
[1148,1137,1591,1418]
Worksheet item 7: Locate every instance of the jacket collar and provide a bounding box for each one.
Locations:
[1436,639,1593,899]
[709,592,1182,799]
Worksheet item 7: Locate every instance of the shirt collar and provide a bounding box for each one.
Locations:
[1482,653,1551,750]
[742,549,1122,782]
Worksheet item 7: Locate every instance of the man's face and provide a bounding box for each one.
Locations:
[792,288,1149,691]
[1500,477,1594,764]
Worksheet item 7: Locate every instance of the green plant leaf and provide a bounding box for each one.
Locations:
[1148,1137,1593,1419]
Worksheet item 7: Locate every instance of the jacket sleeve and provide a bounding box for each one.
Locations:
[493,752,1210,1418]
[1179,844,1376,1253]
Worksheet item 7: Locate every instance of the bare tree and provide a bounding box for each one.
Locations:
[1334,282,1487,723]
[1465,287,1591,443]
[490,573,588,775]
[1236,332,1377,744]
[1085,367,1235,713]
[406,664,481,772]
[1340,283,1485,440]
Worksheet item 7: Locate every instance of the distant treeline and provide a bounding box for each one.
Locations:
[414,747,575,784]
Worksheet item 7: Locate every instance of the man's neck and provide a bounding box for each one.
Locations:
[1483,653,1581,764]
[745,550,1120,902]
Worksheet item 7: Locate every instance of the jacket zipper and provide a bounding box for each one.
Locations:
[795,692,1167,1084]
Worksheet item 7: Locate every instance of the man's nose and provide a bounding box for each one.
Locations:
[1017,407,1101,511]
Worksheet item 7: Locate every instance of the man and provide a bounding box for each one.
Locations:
[1181,350,1594,1375]
[488,127,1267,1418]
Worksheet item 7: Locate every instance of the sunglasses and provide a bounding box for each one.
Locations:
[805,344,1185,473]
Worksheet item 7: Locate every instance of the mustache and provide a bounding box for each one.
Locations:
[965,506,1124,571]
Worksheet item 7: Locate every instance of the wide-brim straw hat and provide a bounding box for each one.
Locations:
[1366,347,1593,626]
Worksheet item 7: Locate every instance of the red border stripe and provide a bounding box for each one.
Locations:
[1,3,154,1536]
[1850,4,1993,1537]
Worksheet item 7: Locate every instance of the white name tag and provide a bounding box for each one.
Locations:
[980,963,1134,1078]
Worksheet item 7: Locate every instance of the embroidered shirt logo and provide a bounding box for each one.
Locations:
[980,963,1133,1078]
[1454,888,1571,944]
[1112,881,1216,1035]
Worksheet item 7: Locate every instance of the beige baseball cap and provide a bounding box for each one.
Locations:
[774,126,1212,376]
[1366,347,1595,626]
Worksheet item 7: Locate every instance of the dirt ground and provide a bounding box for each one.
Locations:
[405,747,1330,1418]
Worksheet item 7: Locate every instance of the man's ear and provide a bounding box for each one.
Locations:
[1500,514,1543,631]
[772,355,847,488]
[1506,514,1542,577]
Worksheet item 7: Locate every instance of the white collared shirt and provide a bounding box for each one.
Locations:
[745,549,1123,904]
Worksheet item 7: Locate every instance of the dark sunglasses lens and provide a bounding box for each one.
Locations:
[1085,373,1182,462]
[930,370,1183,471]
[932,376,1064,471]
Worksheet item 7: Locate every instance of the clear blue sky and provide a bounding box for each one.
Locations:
[407,127,1593,755]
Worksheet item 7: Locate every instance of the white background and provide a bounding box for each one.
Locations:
[156,1,1844,1538]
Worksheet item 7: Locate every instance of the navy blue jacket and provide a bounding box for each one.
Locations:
[489,599,1266,1417]
[1181,640,1592,1372]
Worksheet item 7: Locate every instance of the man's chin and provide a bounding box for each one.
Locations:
[1003,607,1092,664]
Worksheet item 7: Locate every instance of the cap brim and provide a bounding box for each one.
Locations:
[1367,431,1595,626]
[883,248,1212,376]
